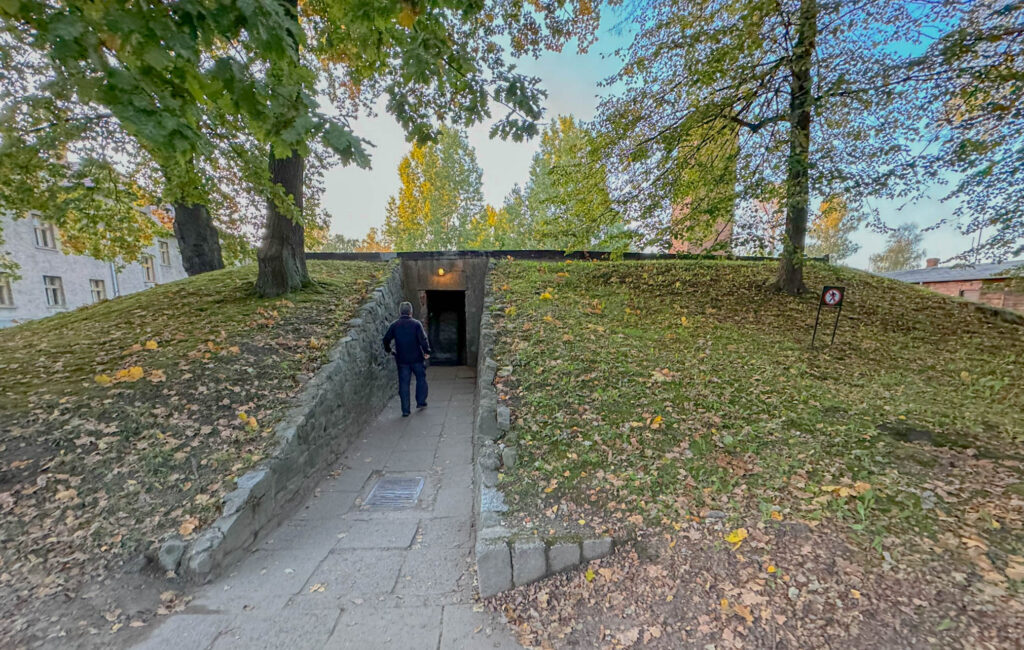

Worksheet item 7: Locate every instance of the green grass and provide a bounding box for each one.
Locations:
[0,261,387,601]
[492,260,1024,569]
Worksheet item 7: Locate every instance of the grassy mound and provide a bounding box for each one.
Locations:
[0,260,387,640]
[491,259,1024,646]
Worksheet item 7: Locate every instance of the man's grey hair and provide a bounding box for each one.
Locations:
[399,301,413,316]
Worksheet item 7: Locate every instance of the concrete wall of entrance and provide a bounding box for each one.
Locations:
[399,256,489,367]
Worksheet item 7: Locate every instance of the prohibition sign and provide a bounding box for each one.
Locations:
[822,287,843,306]
[812,286,846,347]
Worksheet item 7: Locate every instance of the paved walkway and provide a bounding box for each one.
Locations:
[136,367,520,650]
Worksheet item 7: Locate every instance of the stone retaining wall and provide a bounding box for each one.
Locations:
[159,262,403,581]
[473,260,614,598]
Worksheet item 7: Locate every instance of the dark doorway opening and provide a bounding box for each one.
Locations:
[425,290,466,365]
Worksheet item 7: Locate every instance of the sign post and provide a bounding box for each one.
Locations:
[812,285,845,348]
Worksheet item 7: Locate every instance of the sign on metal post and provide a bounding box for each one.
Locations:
[812,285,845,348]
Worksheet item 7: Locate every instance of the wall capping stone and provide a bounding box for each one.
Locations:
[163,262,403,582]
[472,260,615,598]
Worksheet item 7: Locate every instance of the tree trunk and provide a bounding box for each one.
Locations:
[172,203,223,275]
[256,149,307,297]
[775,0,818,295]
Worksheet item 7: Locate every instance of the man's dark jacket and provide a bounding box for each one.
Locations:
[383,315,431,365]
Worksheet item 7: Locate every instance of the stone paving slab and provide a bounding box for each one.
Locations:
[133,367,521,650]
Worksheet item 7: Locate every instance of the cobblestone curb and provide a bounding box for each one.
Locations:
[473,260,613,598]
[163,262,403,582]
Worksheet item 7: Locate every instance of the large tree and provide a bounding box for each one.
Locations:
[523,115,631,250]
[600,0,960,294]
[383,127,485,251]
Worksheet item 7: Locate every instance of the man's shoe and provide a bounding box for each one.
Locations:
[402,412,410,417]
[417,403,427,409]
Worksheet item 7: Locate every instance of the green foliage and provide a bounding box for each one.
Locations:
[2,1,603,276]
[383,127,485,251]
[522,115,633,250]
[869,223,926,272]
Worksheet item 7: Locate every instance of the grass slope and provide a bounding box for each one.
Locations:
[0,260,387,643]
[490,259,1024,647]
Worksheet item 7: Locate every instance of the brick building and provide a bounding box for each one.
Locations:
[0,213,187,328]
[882,258,1024,313]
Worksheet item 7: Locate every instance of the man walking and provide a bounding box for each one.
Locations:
[382,301,431,417]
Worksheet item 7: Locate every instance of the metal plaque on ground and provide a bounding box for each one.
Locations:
[365,477,425,509]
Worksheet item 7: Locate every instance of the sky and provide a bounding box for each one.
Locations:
[319,15,979,272]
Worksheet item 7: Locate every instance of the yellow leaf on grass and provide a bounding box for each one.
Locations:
[144,340,158,350]
[121,366,144,382]
[850,589,861,599]
[767,565,777,573]
[247,417,258,430]
[585,569,595,582]
[770,511,783,521]
[680,316,688,326]
[179,517,199,536]
[539,291,553,300]
[720,598,729,611]
[854,482,872,495]
[95,374,112,385]
[238,412,248,421]
[724,528,748,545]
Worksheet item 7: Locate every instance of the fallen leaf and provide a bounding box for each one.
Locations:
[178,516,199,536]
[144,340,159,350]
[724,528,748,547]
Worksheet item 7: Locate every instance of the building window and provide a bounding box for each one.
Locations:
[141,255,156,283]
[34,221,57,250]
[90,279,107,303]
[43,275,65,306]
[159,240,171,266]
[0,275,13,307]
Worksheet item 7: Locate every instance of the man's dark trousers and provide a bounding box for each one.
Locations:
[397,362,428,415]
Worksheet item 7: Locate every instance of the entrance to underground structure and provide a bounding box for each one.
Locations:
[425,290,466,366]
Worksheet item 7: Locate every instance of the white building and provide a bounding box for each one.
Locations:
[0,213,188,328]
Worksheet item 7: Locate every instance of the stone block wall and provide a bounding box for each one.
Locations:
[161,262,403,580]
